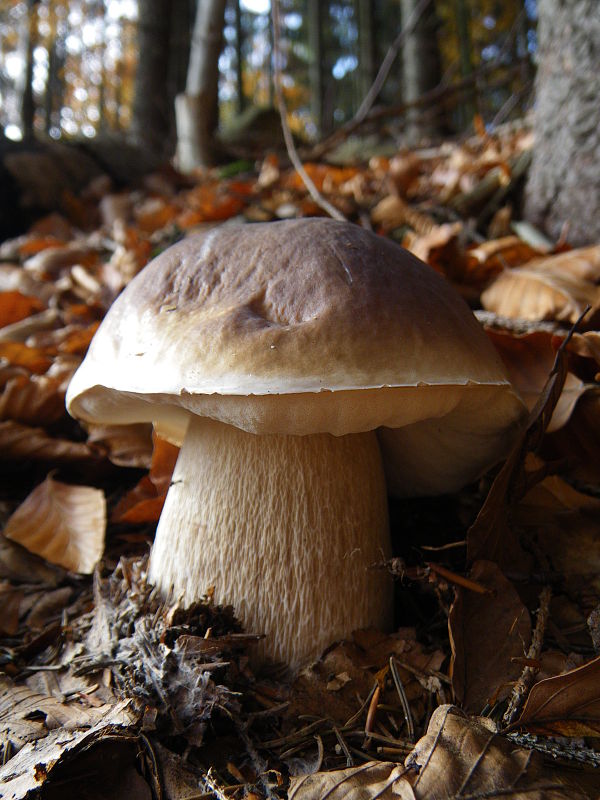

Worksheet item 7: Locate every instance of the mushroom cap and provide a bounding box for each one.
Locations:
[67,218,525,493]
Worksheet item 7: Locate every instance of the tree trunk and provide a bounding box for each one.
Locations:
[131,0,172,157]
[175,0,227,171]
[524,0,600,246]
[307,0,323,136]
[356,0,375,107]
[401,0,443,143]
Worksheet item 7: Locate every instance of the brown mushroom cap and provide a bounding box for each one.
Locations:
[67,218,524,493]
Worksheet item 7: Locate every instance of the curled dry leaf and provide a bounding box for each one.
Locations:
[511,654,600,737]
[449,560,531,713]
[0,372,69,425]
[86,422,153,468]
[3,475,106,574]
[465,235,542,285]
[0,421,95,463]
[111,434,179,524]
[481,245,600,325]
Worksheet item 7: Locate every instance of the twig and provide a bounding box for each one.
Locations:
[427,562,493,595]
[354,0,433,123]
[271,0,346,221]
[307,58,530,161]
[389,657,415,742]
[502,585,552,727]
[333,725,354,767]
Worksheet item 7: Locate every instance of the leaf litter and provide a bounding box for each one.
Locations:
[0,122,600,797]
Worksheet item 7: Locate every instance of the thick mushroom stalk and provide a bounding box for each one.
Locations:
[148,416,393,666]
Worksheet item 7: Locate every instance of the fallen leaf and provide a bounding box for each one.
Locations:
[449,560,531,713]
[465,235,543,288]
[467,333,571,567]
[111,434,179,523]
[3,475,105,574]
[86,422,153,468]
[288,761,405,800]
[0,341,53,373]
[0,373,69,425]
[481,245,600,326]
[0,581,23,634]
[510,655,600,737]
[485,328,588,431]
[0,291,45,329]
[516,475,600,601]
[0,675,139,800]
[288,706,588,799]
[402,705,588,799]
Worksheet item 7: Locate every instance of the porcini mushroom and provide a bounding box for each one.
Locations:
[67,218,525,667]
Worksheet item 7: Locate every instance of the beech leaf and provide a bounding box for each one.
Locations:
[510,654,600,737]
[3,475,106,574]
[449,560,531,713]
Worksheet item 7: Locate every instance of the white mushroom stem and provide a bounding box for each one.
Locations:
[148,416,393,667]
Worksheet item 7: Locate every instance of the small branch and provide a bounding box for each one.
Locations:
[354,0,433,124]
[502,585,552,727]
[271,0,346,221]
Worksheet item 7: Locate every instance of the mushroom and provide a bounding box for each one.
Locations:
[66,218,526,667]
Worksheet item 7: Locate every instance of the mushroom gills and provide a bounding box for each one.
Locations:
[148,415,393,666]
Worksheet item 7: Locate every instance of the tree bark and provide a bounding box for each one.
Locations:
[401,0,443,143]
[175,0,227,171]
[525,0,600,245]
[131,0,172,156]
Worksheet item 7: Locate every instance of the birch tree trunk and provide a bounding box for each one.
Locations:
[525,0,600,245]
[175,0,227,171]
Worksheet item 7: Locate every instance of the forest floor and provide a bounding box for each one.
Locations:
[1,123,600,798]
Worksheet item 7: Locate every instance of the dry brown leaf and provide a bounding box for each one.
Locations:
[0,421,95,462]
[0,676,138,800]
[288,761,405,800]
[86,422,153,468]
[511,655,600,737]
[465,235,542,285]
[3,475,105,574]
[467,334,570,567]
[0,291,45,328]
[403,705,588,799]
[485,328,588,431]
[0,341,53,373]
[516,476,600,602]
[0,372,69,425]
[288,706,587,800]
[481,245,600,325]
[449,560,531,713]
[543,389,600,485]
[290,629,445,734]
[403,223,465,280]
[111,434,179,523]
[0,533,63,584]
[0,581,23,634]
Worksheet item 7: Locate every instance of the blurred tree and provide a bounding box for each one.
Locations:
[131,0,172,156]
[402,0,444,143]
[175,0,227,170]
[525,0,600,245]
